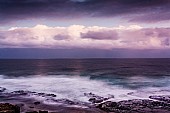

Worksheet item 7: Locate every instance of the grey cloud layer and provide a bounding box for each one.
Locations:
[0,0,170,24]
[0,25,170,49]
[81,30,118,40]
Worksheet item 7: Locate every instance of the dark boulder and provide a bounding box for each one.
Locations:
[149,95,170,103]
[84,92,112,104]
[89,98,104,103]
[12,90,28,96]
[0,103,20,113]
[97,99,170,113]
[96,101,118,112]
[26,111,38,113]
[39,110,48,113]
[0,87,6,92]
[34,102,40,105]
[45,94,56,97]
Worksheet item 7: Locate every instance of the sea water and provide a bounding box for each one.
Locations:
[0,59,170,105]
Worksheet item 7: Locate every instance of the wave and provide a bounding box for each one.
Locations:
[0,75,169,105]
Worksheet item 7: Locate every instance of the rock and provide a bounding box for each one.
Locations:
[60,99,75,105]
[127,92,134,95]
[108,94,115,99]
[89,98,104,103]
[0,87,6,92]
[84,92,112,104]
[12,90,28,95]
[16,103,24,107]
[52,99,77,105]
[46,94,56,97]
[37,93,46,97]
[29,106,34,108]
[64,99,75,105]
[30,91,37,94]
[149,95,170,103]
[39,110,48,113]
[34,102,40,105]
[0,103,20,113]
[26,111,48,113]
[97,99,170,113]
[26,111,38,113]
[96,101,118,112]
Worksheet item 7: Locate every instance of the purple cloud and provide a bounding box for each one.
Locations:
[53,34,70,40]
[80,30,118,40]
[0,24,170,49]
[0,0,170,24]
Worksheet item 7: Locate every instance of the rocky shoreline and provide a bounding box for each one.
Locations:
[0,87,170,113]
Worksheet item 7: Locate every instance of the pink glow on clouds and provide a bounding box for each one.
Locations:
[0,24,170,49]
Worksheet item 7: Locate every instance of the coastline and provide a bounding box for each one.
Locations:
[0,87,169,113]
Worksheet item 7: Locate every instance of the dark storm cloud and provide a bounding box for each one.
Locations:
[0,0,170,24]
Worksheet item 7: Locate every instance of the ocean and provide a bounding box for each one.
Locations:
[0,59,170,106]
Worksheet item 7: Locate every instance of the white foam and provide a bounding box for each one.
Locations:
[0,75,169,104]
[0,75,133,102]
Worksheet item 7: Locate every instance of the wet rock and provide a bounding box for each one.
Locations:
[16,103,24,107]
[30,91,37,94]
[97,99,170,113]
[26,111,48,113]
[64,99,75,105]
[39,110,48,113]
[89,98,103,103]
[34,102,40,105]
[0,87,6,92]
[12,90,28,95]
[59,99,75,105]
[127,92,134,95]
[3,89,57,101]
[46,94,56,97]
[26,111,38,113]
[84,92,112,104]
[119,99,170,111]
[33,92,57,98]
[149,95,170,103]
[0,103,20,113]
[52,98,77,105]
[29,106,34,108]
[107,94,115,99]
[37,93,46,97]
[96,101,118,112]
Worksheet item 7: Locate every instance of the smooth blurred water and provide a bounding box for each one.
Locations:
[0,59,170,103]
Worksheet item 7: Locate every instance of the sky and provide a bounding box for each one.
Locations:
[1,0,170,58]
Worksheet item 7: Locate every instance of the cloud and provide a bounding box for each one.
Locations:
[53,34,70,40]
[0,0,170,24]
[0,24,170,49]
[0,35,6,39]
[80,30,118,40]
[70,0,87,2]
